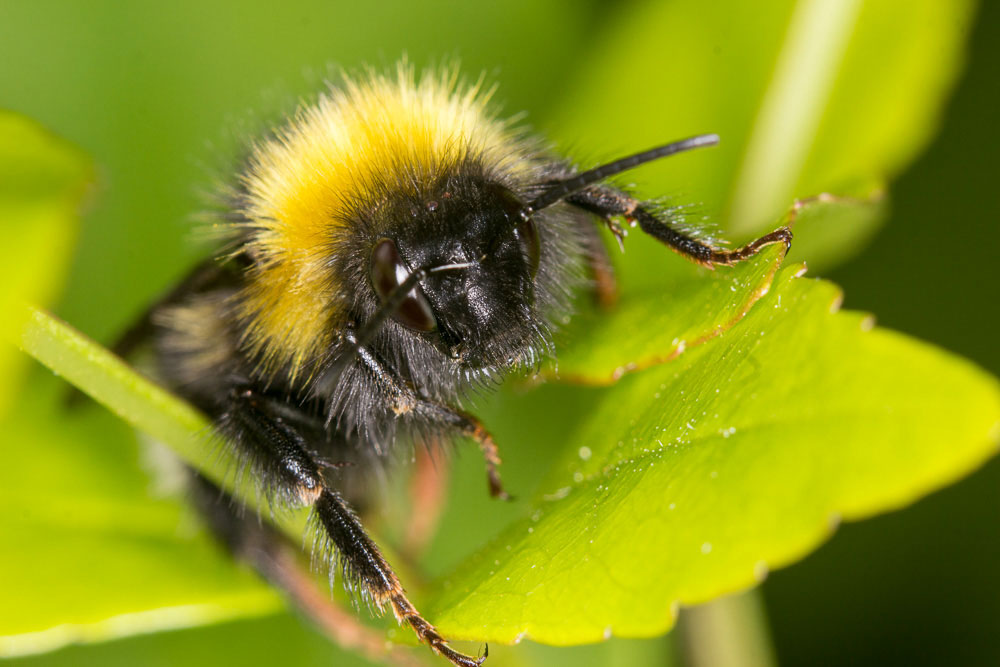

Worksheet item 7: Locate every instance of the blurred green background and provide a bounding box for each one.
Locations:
[1,0,998,665]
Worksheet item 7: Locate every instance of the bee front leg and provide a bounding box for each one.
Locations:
[413,401,511,502]
[565,185,792,268]
[350,340,512,501]
[313,489,487,667]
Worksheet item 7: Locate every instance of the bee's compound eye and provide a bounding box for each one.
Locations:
[370,238,437,332]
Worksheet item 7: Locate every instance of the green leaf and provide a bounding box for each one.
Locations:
[541,0,973,271]
[0,111,91,416]
[553,244,786,384]
[425,268,1000,644]
[0,115,287,650]
[0,376,283,657]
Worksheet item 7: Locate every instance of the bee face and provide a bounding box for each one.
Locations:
[370,183,542,369]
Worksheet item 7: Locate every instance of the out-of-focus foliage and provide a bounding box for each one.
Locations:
[546,0,973,271]
[0,112,90,415]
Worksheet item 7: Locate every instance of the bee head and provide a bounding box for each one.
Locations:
[369,183,543,370]
[356,135,722,373]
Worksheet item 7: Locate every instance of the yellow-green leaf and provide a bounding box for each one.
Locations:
[426,269,1000,644]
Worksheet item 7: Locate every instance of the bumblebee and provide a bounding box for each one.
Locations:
[122,64,790,666]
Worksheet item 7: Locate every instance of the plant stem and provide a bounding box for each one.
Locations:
[677,588,776,667]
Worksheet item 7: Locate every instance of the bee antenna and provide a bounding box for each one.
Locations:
[525,134,720,213]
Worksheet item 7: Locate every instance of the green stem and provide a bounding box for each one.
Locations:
[727,0,862,236]
[678,588,777,667]
[14,304,306,533]
[13,302,413,588]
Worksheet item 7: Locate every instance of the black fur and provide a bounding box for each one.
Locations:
[148,151,589,507]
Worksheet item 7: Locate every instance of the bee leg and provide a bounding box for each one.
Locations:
[314,489,487,667]
[350,341,512,502]
[187,471,418,667]
[564,185,792,268]
[219,387,326,507]
[419,406,510,502]
[412,403,511,501]
[220,387,484,667]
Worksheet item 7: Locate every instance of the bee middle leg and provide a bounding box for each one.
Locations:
[412,401,510,501]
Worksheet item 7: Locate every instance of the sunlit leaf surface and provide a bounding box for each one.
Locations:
[427,269,1000,644]
[553,244,785,384]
